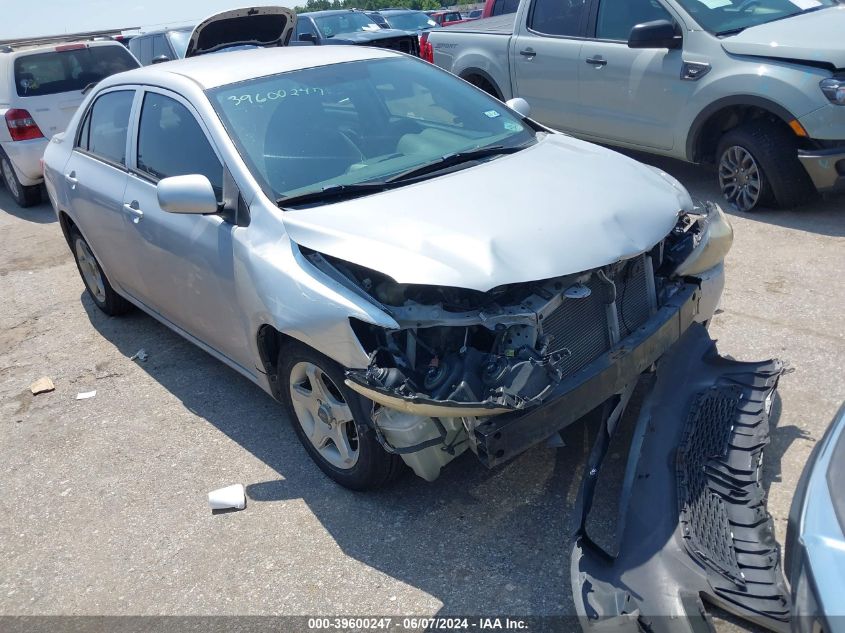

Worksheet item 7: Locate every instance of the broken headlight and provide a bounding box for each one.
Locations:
[671,203,733,277]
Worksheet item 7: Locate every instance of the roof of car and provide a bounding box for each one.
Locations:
[377,9,423,13]
[102,45,400,91]
[299,9,369,17]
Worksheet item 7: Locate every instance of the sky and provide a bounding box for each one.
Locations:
[3,0,297,40]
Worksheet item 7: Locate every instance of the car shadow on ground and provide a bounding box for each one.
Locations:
[81,291,804,621]
[0,187,55,224]
[624,151,845,238]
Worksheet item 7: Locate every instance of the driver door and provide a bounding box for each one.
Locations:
[577,0,689,150]
[122,87,252,371]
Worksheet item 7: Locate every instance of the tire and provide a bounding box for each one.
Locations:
[716,120,815,212]
[68,225,132,316]
[1,154,41,208]
[278,342,403,491]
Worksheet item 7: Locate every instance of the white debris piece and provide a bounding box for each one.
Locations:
[208,484,246,511]
[76,390,97,400]
[130,349,148,362]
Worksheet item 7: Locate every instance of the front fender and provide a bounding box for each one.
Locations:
[680,59,829,161]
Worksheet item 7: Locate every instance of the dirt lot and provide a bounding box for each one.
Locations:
[1,154,843,629]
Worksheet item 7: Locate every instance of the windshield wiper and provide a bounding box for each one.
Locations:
[277,181,394,207]
[276,145,526,208]
[385,145,523,183]
[716,26,746,36]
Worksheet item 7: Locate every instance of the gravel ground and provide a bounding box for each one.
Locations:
[0,154,843,630]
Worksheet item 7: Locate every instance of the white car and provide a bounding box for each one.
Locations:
[0,38,138,207]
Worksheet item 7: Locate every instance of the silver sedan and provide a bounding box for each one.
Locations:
[43,45,730,490]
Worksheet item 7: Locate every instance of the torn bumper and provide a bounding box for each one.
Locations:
[473,283,700,468]
[571,324,789,633]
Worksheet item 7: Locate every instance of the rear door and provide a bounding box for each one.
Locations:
[11,44,139,137]
[577,0,687,150]
[62,87,141,295]
[510,0,589,132]
[122,88,251,368]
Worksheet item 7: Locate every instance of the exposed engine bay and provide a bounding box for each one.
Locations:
[302,203,730,480]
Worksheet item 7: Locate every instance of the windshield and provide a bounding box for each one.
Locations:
[167,29,192,58]
[14,45,138,97]
[209,57,534,201]
[313,13,382,37]
[385,12,439,30]
[674,0,838,34]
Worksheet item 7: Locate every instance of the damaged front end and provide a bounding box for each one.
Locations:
[302,202,732,482]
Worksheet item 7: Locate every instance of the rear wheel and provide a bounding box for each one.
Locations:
[279,343,403,491]
[716,120,814,212]
[1,155,41,208]
[68,225,132,316]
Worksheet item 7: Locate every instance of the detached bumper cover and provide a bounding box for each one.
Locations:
[571,324,789,633]
[797,144,845,192]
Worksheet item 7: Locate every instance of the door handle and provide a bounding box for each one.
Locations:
[519,48,536,59]
[585,56,608,67]
[123,201,144,223]
[65,172,78,188]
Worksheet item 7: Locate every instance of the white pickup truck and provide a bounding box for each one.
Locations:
[424,0,845,212]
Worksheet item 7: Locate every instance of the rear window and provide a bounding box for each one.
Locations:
[14,45,138,97]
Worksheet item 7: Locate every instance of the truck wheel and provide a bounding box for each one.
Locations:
[716,120,814,212]
[68,225,132,316]
[279,343,403,491]
[1,155,41,208]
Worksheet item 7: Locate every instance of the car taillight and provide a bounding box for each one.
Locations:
[419,31,433,63]
[5,109,44,141]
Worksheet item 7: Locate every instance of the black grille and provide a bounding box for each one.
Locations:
[615,256,653,339]
[677,386,744,582]
[541,275,611,378]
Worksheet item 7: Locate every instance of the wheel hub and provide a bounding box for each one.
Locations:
[718,145,762,212]
[288,361,360,470]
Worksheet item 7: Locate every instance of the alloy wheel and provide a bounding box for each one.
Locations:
[2,158,20,200]
[719,145,762,212]
[288,361,360,469]
[74,238,106,302]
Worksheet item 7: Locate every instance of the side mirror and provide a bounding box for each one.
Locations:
[506,97,531,118]
[151,54,171,64]
[298,33,317,44]
[628,20,682,50]
[157,175,219,215]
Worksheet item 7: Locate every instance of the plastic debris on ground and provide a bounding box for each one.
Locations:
[208,484,247,511]
[76,390,97,400]
[130,349,148,362]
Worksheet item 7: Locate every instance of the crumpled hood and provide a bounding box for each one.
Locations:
[329,28,414,43]
[283,134,690,292]
[720,6,845,68]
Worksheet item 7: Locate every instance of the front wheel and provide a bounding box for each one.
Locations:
[279,343,403,491]
[716,120,815,212]
[1,155,41,208]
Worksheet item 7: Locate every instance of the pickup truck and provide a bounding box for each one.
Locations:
[425,0,845,212]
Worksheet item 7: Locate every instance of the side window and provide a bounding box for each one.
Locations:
[77,90,134,165]
[596,0,673,41]
[529,0,588,37]
[295,18,317,40]
[151,34,172,60]
[136,92,223,197]
[139,37,153,65]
